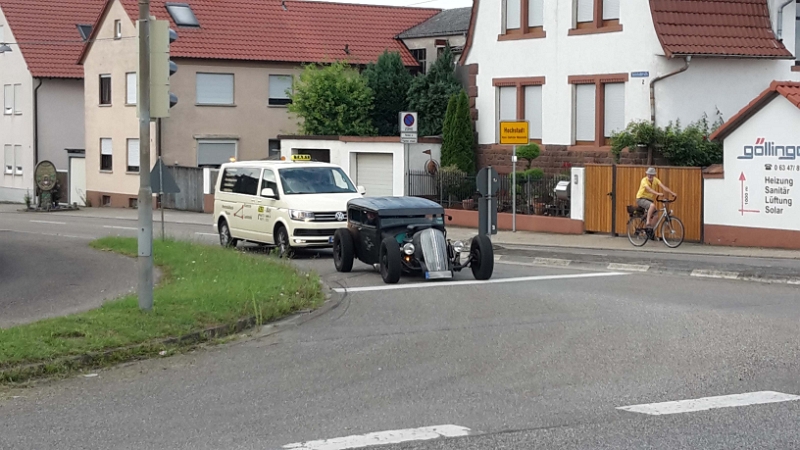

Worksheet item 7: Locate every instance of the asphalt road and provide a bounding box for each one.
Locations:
[0,223,139,328]
[1,210,800,449]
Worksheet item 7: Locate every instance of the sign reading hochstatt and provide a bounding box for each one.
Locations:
[499,121,529,145]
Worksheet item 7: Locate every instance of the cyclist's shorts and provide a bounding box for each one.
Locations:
[636,198,653,211]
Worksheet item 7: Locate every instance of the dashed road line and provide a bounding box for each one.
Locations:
[103,225,138,231]
[607,263,650,272]
[332,272,629,294]
[194,232,218,237]
[617,391,800,416]
[29,219,67,225]
[283,425,472,450]
[690,269,740,280]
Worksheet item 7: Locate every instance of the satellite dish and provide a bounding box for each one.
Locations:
[34,160,58,210]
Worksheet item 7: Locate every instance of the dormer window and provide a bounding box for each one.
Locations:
[114,20,122,39]
[166,3,200,27]
[77,24,92,41]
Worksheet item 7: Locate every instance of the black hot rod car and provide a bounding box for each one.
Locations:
[331,196,494,283]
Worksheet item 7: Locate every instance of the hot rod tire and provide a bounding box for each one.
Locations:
[379,237,402,284]
[333,229,354,273]
[470,235,494,280]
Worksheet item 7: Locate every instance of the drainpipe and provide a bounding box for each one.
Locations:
[648,56,690,164]
[33,78,43,166]
[777,0,794,41]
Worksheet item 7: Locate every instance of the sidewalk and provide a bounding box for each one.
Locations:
[0,204,211,226]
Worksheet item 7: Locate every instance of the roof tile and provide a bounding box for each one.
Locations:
[109,0,440,67]
[0,0,105,78]
[649,0,793,58]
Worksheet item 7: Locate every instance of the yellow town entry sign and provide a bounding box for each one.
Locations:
[499,121,529,145]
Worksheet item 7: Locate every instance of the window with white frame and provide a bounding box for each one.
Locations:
[196,73,234,105]
[505,0,521,30]
[3,85,11,115]
[13,84,21,114]
[603,83,625,139]
[524,85,543,140]
[100,138,113,171]
[114,20,122,39]
[126,72,137,105]
[13,145,22,175]
[100,74,111,105]
[574,84,596,143]
[4,145,12,174]
[197,140,237,167]
[268,75,293,106]
[127,138,140,172]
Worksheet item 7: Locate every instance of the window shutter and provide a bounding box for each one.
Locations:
[127,73,137,104]
[3,85,11,114]
[4,145,12,174]
[268,75,293,100]
[603,0,620,20]
[577,0,594,23]
[575,84,596,142]
[499,86,517,121]
[524,85,543,140]
[13,145,22,174]
[604,83,625,137]
[196,73,234,105]
[506,0,521,29]
[127,139,140,168]
[197,141,236,166]
[13,85,21,114]
[528,0,544,27]
[101,138,113,155]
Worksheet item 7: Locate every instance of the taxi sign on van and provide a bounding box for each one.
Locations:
[291,154,312,161]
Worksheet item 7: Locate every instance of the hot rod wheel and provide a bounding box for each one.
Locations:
[470,234,494,280]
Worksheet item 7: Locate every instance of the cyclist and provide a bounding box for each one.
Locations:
[636,167,677,229]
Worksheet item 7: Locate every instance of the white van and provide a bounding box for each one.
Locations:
[212,157,365,256]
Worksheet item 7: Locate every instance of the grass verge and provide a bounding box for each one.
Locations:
[0,237,324,382]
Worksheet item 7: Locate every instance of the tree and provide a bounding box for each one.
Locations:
[406,44,463,136]
[362,50,413,136]
[441,90,475,173]
[440,93,459,168]
[515,142,540,169]
[288,60,377,136]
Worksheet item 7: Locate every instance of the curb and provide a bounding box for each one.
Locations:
[493,254,800,285]
[0,281,343,385]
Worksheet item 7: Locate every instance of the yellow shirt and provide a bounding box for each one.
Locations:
[637,177,661,201]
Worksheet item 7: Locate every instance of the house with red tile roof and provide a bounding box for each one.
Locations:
[0,0,105,204]
[702,80,800,249]
[77,0,439,209]
[459,0,800,174]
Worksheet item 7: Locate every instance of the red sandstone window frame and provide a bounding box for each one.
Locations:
[499,0,546,41]
[568,73,628,148]
[493,76,546,144]
[568,0,622,36]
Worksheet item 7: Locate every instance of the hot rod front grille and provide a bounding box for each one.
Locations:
[418,228,449,274]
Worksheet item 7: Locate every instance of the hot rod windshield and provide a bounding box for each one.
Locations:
[379,215,444,228]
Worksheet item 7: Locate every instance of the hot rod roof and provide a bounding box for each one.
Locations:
[348,196,444,216]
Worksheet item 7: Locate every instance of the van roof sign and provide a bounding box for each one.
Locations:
[291,154,312,161]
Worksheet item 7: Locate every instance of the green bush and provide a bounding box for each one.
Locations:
[407,44,463,136]
[515,143,541,170]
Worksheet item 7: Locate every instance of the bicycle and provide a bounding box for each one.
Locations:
[626,196,685,248]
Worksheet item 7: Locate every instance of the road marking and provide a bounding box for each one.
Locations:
[103,225,137,231]
[691,269,740,280]
[332,272,628,293]
[607,263,650,272]
[283,425,471,450]
[2,229,92,239]
[617,391,800,416]
[195,232,218,237]
[29,219,67,225]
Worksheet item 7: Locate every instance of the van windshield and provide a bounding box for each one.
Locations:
[278,167,357,195]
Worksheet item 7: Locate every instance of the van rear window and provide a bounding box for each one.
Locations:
[220,167,260,195]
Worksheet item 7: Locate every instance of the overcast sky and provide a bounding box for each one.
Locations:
[306,0,472,9]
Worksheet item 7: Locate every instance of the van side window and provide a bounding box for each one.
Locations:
[261,169,280,198]
[220,167,260,195]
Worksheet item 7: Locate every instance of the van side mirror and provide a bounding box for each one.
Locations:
[261,187,276,198]
[357,185,366,195]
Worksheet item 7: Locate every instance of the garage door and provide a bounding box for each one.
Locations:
[356,153,393,197]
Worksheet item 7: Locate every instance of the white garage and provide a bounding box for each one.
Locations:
[355,153,393,197]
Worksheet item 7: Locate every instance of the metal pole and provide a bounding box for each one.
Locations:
[404,143,409,196]
[512,145,516,232]
[137,0,153,311]
[487,166,492,240]
[159,156,165,240]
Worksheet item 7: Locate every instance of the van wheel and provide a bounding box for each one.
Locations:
[274,225,292,258]
[219,219,239,248]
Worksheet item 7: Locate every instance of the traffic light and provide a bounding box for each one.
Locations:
[149,19,177,118]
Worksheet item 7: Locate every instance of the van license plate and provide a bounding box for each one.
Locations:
[328,236,334,243]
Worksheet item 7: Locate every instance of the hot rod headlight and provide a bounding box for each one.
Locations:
[453,240,465,253]
[402,243,415,255]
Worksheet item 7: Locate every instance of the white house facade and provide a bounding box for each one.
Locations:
[460,0,800,173]
[704,81,800,250]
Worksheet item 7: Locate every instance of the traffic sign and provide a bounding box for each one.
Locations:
[476,166,499,196]
[400,111,418,133]
[150,159,180,194]
[499,120,529,145]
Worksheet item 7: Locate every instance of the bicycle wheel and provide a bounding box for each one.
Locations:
[627,216,648,247]
[660,216,685,248]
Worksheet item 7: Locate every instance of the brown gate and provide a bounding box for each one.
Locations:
[584,164,704,242]
[584,164,614,233]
